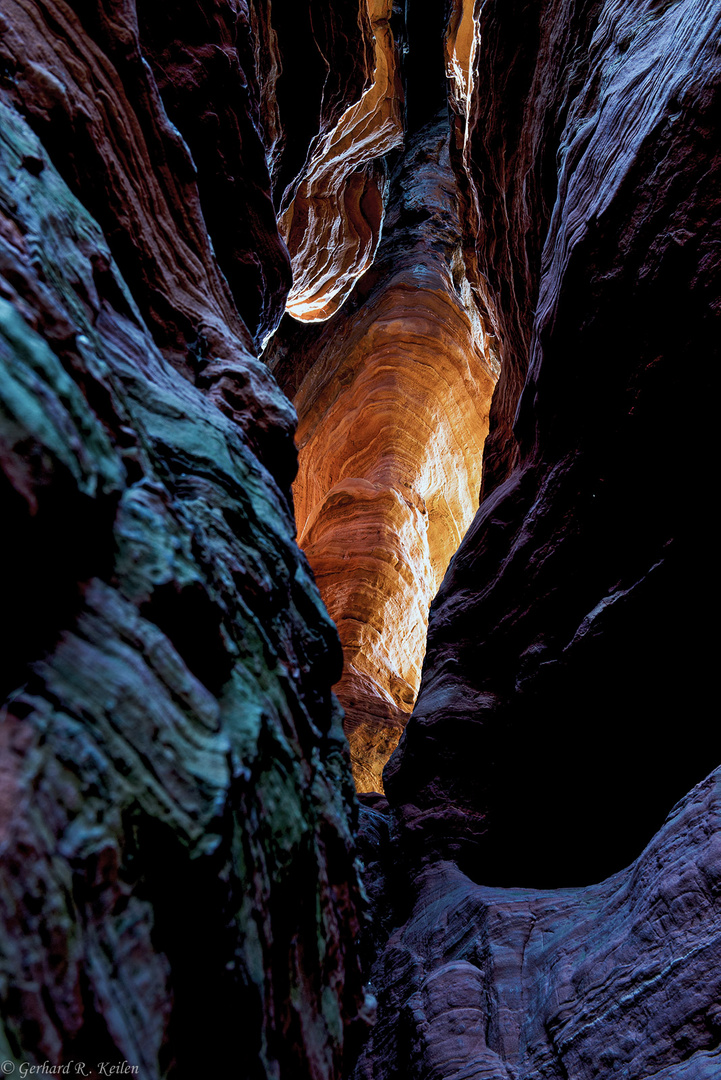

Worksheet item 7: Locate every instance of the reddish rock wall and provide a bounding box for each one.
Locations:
[357,1,721,1075]
[0,2,375,1076]
[280,0,404,323]
[1,1,720,1078]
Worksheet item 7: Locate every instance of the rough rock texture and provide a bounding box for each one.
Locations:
[354,0,721,1076]
[135,0,293,350]
[270,117,497,794]
[261,0,377,209]
[355,768,721,1080]
[386,0,721,885]
[280,0,404,323]
[2,1,721,1078]
[0,2,371,1076]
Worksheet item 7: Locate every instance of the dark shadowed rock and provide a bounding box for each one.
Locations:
[354,768,721,1079]
[1,1,719,1077]
[386,0,721,887]
[0,2,373,1074]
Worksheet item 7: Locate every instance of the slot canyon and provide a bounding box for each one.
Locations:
[0,2,719,1080]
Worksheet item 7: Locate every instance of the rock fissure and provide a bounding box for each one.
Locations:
[1,1,719,1079]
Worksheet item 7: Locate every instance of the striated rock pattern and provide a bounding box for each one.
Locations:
[1,1,720,1078]
[0,2,371,1076]
[280,0,404,323]
[270,117,497,794]
[355,768,721,1080]
[135,0,292,350]
[261,0,377,209]
[358,1,721,1076]
[386,0,721,885]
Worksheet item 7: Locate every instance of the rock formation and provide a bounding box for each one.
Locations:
[355,0,721,1076]
[0,2,380,1076]
[355,768,721,1080]
[385,0,721,885]
[270,117,497,793]
[279,0,404,323]
[1,0,720,1078]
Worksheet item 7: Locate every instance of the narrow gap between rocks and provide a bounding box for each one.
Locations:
[264,0,498,794]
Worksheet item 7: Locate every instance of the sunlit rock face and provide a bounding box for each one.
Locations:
[386,0,721,889]
[280,0,404,322]
[0,2,371,1076]
[270,118,497,793]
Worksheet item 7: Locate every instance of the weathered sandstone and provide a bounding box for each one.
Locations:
[1,0,719,1077]
[386,0,721,885]
[270,117,497,793]
[280,0,403,323]
[356,1,721,1075]
[355,768,721,1079]
[0,2,372,1075]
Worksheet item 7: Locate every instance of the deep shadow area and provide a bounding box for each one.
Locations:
[476,541,718,887]
[0,469,117,702]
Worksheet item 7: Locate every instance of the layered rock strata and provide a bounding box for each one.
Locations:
[270,118,497,794]
[354,0,721,1075]
[280,0,404,322]
[355,768,721,1080]
[1,1,720,1078]
[0,1,376,1075]
[386,0,721,885]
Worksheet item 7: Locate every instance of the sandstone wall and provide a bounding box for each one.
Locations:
[357,1,721,1075]
[387,0,721,887]
[0,2,377,1076]
[270,117,497,793]
[1,2,720,1078]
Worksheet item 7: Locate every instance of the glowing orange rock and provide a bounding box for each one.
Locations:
[281,120,498,791]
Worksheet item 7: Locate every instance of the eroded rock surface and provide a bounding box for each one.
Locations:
[359,0,721,1075]
[386,0,721,886]
[1,1,720,1078]
[280,0,404,323]
[270,117,497,793]
[0,2,371,1076]
[355,769,721,1080]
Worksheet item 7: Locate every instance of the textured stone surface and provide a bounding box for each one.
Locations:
[136,0,292,350]
[270,117,497,793]
[280,0,403,323]
[354,768,721,1080]
[0,3,370,1075]
[355,1,721,1075]
[386,0,721,885]
[2,1,720,1078]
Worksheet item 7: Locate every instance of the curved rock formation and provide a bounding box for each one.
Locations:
[355,768,721,1080]
[1,1,720,1078]
[350,1,721,1076]
[0,2,372,1076]
[385,0,721,886]
[280,0,404,323]
[271,118,497,793]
